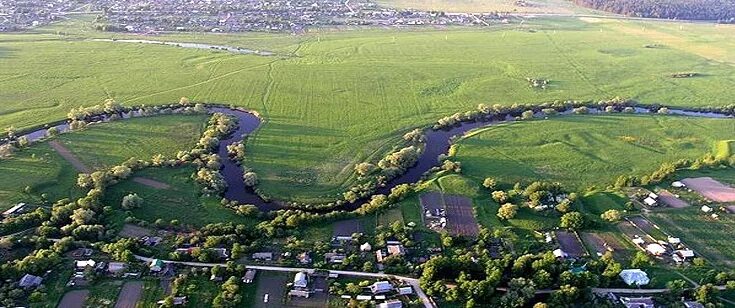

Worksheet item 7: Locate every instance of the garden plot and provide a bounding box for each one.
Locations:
[58,290,89,308]
[555,231,586,257]
[628,216,667,241]
[419,192,479,237]
[444,195,479,237]
[682,177,735,203]
[253,272,288,308]
[114,281,143,308]
[580,232,630,259]
[332,219,364,238]
[657,190,690,208]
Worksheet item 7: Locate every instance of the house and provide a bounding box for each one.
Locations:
[288,289,310,298]
[619,269,650,286]
[243,269,256,283]
[632,237,646,246]
[701,205,713,213]
[356,295,372,300]
[149,259,165,272]
[71,248,94,258]
[18,273,42,288]
[297,252,311,264]
[398,286,413,295]
[76,259,96,269]
[645,243,666,256]
[360,242,372,252]
[211,248,229,259]
[370,281,393,294]
[648,192,659,199]
[673,249,695,264]
[141,236,162,246]
[387,244,406,256]
[552,248,568,259]
[643,197,657,207]
[683,301,705,308]
[325,252,346,264]
[294,272,308,288]
[251,252,273,261]
[3,203,27,217]
[157,296,187,305]
[672,181,686,188]
[668,237,681,245]
[107,262,126,274]
[377,300,403,308]
[620,296,655,308]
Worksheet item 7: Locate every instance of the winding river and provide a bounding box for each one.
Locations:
[12,105,733,212]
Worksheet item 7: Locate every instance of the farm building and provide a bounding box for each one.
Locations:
[701,205,713,213]
[76,259,96,269]
[2,203,27,217]
[251,252,273,261]
[107,262,126,274]
[620,296,654,308]
[398,286,413,295]
[370,281,393,294]
[673,249,695,264]
[643,197,657,207]
[619,269,650,286]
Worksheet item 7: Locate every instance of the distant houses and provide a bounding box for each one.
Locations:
[18,273,42,288]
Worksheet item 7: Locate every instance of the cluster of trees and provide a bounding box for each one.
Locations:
[488,181,577,221]
[432,97,635,130]
[419,227,627,307]
[179,113,237,194]
[226,141,246,162]
[160,263,250,308]
[168,222,261,262]
[571,0,735,22]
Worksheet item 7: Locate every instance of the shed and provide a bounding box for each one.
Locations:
[701,205,713,213]
[645,243,666,256]
[398,286,413,295]
[619,269,650,286]
[76,259,96,269]
[149,259,164,272]
[360,242,372,252]
[643,197,657,207]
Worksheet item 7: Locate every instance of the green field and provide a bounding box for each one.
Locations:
[0,114,208,210]
[454,114,735,190]
[55,114,208,169]
[2,17,735,201]
[103,167,254,228]
[0,142,82,210]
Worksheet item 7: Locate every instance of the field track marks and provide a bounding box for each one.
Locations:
[49,140,91,173]
[543,32,610,97]
[259,61,277,119]
[49,140,171,190]
[132,177,170,190]
[126,61,274,103]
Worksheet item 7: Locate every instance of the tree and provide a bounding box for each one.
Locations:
[695,283,718,304]
[17,136,29,148]
[482,177,497,190]
[242,172,258,187]
[491,190,508,203]
[121,193,143,210]
[354,162,376,176]
[600,209,621,222]
[630,251,652,268]
[560,212,584,230]
[497,203,518,220]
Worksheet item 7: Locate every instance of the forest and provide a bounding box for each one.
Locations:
[572,0,735,22]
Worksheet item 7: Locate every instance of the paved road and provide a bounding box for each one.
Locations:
[134,255,436,307]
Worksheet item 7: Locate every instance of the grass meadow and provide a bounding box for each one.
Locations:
[55,114,208,169]
[453,114,735,191]
[1,17,735,201]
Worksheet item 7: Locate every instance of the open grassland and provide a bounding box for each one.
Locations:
[374,0,591,13]
[0,143,83,210]
[2,18,735,201]
[56,114,208,169]
[454,114,735,190]
[648,207,735,268]
[103,167,255,228]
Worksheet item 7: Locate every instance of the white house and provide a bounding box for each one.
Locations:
[701,205,713,213]
[619,269,650,286]
[645,243,666,256]
[370,281,393,294]
[360,242,372,252]
[293,272,308,288]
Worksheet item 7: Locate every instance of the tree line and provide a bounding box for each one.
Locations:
[572,0,735,22]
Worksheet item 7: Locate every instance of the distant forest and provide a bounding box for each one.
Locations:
[571,0,735,22]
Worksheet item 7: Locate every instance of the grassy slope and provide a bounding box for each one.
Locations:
[2,18,735,201]
[57,114,208,169]
[454,114,735,190]
[103,166,255,228]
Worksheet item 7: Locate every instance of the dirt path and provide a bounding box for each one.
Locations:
[114,281,143,308]
[49,140,171,190]
[132,177,170,189]
[49,140,91,173]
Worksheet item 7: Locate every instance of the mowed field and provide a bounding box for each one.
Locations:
[2,18,735,201]
[453,114,735,190]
